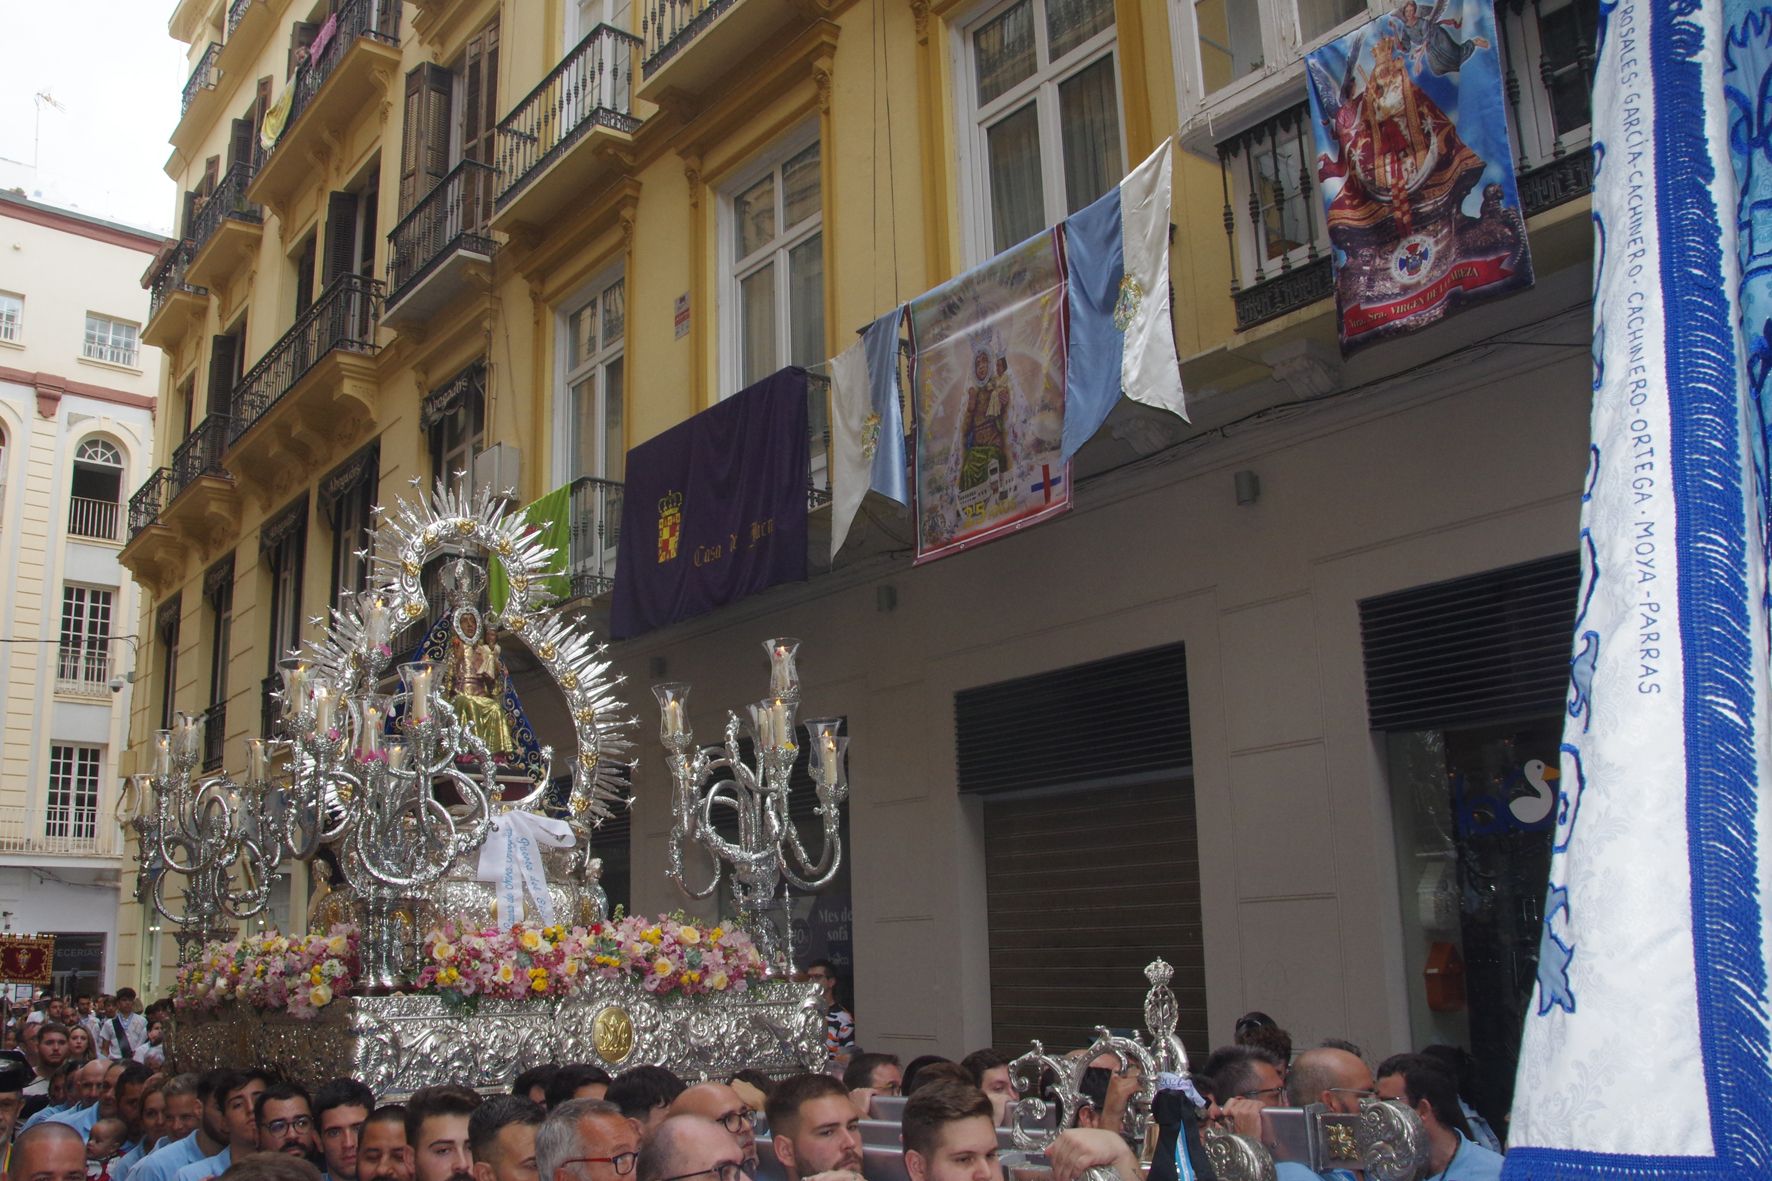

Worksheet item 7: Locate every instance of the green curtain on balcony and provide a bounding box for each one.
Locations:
[488,483,572,613]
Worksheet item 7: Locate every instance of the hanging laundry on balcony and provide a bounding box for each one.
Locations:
[909,229,1069,565]
[1304,2,1532,352]
[488,482,573,613]
[260,81,295,152]
[829,307,909,559]
[1060,138,1188,463]
[610,368,809,639]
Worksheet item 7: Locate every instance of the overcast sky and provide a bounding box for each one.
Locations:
[0,1,187,235]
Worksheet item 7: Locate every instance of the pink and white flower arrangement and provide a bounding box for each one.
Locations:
[173,925,360,1020]
[419,912,766,1004]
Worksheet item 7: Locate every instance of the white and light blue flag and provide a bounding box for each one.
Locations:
[1060,138,1188,462]
[829,306,909,558]
[1505,2,1772,1177]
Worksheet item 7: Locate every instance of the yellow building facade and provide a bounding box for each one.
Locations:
[124,0,1599,1118]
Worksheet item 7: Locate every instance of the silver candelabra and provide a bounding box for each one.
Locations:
[654,638,848,971]
[119,712,283,964]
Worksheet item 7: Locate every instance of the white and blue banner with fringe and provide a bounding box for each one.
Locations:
[1504,2,1772,1177]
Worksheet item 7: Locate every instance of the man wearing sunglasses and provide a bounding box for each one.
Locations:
[535,1099,640,1181]
[665,1087,755,1176]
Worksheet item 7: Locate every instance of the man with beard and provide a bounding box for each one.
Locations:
[314,1082,374,1181]
[25,1027,71,1102]
[356,1109,410,1181]
[533,1100,637,1181]
[173,1072,268,1181]
[255,1086,317,1163]
[102,1067,152,1181]
[764,1075,863,1181]
[118,1072,230,1181]
[665,1087,754,1176]
[467,1097,540,1181]
[404,1089,480,1181]
[633,1118,743,1181]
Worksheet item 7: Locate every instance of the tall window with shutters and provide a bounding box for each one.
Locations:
[961,0,1124,258]
[325,447,380,607]
[563,276,625,484]
[207,562,232,724]
[322,161,380,339]
[157,598,181,732]
[207,320,245,420]
[398,22,498,229]
[263,501,307,684]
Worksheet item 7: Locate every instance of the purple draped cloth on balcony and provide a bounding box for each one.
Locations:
[610,368,809,639]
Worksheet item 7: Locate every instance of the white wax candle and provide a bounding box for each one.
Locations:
[411,665,432,722]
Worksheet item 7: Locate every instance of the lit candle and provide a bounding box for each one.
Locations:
[664,700,684,736]
[279,660,310,720]
[770,699,789,748]
[385,737,409,773]
[313,684,336,735]
[819,734,837,779]
[246,738,267,783]
[152,731,173,778]
[356,697,387,759]
[410,664,433,722]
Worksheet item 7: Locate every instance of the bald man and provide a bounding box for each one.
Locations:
[9,1122,86,1181]
[1273,1048,1376,1181]
[23,1063,104,1135]
[666,1086,756,1174]
[633,1117,743,1181]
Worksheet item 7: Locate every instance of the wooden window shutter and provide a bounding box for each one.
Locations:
[288,22,318,79]
[398,64,453,217]
[201,157,220,199]
[356,172,379,279]
[322,190,359,287]
[463,23,499,167]
[206,334,238,417]
[228,118,255,171]
[295,238,317,318]
[181,190,200,237]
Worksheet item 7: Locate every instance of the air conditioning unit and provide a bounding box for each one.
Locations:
[473,443,520,505]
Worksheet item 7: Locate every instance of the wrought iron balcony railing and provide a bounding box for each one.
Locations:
[641,0,728,76]
[182,42,221,114]
[127,468,173,541]
[495,25,641,207]
[388,159,496,303]
[227,0,257,38]
[148,240,206,324]
[567,476,624,600]
[172,415,233,497]
[229,272,383,443]
[191,160,261,255]
[67,496,121,542]
[278,0,401,155]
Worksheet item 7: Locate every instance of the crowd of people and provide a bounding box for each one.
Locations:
[0,984,1504,1181]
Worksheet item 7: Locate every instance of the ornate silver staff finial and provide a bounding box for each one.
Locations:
[1142,957,1191,1077]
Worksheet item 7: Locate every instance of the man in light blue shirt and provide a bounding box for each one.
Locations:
[26,1061,104,1134]
[48,1061,122,1136]
[1270,1047,1376,1181]
[1375,1055,1503,1181]
[127,1070,235,1181]
[172,1069,268,1181]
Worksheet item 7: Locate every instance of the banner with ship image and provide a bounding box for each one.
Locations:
[1305,1,1534,352]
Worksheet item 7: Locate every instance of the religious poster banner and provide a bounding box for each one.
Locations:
[1304,1,1533,352]
[610,368,809,639]
[909,229,1069,564]
[0,935,54,985]
[1505,3,1772,1178]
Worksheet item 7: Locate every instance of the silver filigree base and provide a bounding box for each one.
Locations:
[169,977,824,1097]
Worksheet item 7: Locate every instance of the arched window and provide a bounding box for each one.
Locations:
[69,437,124,541]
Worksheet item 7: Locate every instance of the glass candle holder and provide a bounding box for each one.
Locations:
[358,590,393,652]
[400,661,437,723]
[246,737,269,784]
[175,711,206,764]
[803,718,847,783]
[764,637,801,697]
[278,658,311,721]
[311,682,338,737]
[385,737,410,773]
[654,682,693,746]
[151,730,173,778]
[350,694,392,760]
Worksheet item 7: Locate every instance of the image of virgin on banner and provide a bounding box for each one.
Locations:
[910,229,1070,564]
[1305,1,1534,352]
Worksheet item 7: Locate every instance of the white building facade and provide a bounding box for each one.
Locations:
[0,190,161,997]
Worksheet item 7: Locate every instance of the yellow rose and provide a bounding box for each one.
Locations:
[309,983,333,1008]
[653,957,673,976]
[562,959,580,977]
[678,926,701,945]
[708,972,729,990]
[642,926,662,945]
[495,963,515,984]
[709,926,725,943]
[518,929,543,953]
[327,934,350,956]
[531,975,549,993]
[431,940,455,962]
